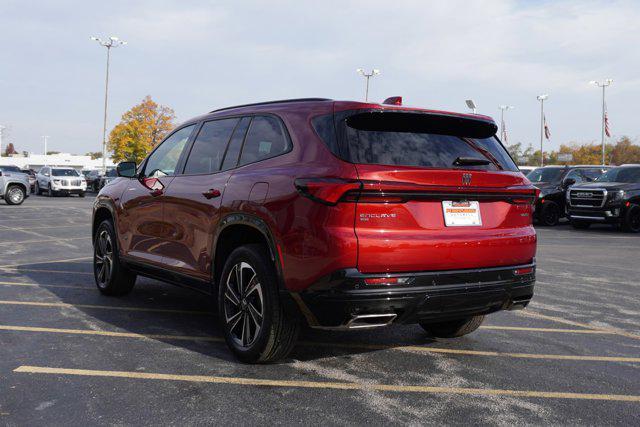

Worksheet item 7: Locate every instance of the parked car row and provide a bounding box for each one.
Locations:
[527,164,640,232]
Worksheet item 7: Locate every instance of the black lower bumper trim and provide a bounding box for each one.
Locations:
[294,264,535,328]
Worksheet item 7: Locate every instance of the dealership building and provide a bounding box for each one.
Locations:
[0,153,115,171]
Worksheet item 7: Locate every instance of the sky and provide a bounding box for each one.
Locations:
[1,0,639,156]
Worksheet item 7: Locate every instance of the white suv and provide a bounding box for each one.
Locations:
[35,166,87,197]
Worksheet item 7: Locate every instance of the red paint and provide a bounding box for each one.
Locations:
[101,98,537,293]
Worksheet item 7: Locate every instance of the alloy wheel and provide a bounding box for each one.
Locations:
[94,230,113,288]
[223,261,264,348]
[7,187,24,204]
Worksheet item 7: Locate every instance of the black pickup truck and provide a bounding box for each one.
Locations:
[527,165,608,226]
[566,165,640,232]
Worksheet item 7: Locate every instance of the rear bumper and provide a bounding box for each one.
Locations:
[292,263,535,329]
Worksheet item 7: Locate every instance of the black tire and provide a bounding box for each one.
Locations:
[47,184,54,197]
[35,182,41,195]
[79,192,85,198]
[419,315,485,338]
[218,244,299,363]
[570,220,591,230]
[93,220,136,296]
[622,205,640,233]
[5,185,26,205]
[539,201,560,226]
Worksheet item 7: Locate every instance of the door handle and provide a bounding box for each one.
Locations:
[150,188,164,197]
[202,188,221,199]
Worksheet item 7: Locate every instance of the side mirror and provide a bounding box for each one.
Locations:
[563,178,576,188]
[117,161,137,178]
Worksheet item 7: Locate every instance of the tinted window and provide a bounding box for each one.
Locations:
[239,116,290,166]
[342,112,515,171]
[52,169,80,177]
[582,168,606,181]
[596,167,640,183]
[144,125,194,177]
[0,166,22,173]
[105,169,117,177]
[527,168,564,183]
[184,119,238,175]
[564,169,583,184]
[221,117,251,171]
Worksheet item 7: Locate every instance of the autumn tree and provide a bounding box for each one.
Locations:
[4,143,18,156]
[108,96,176,164]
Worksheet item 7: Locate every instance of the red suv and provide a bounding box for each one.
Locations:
[93,98,537,363]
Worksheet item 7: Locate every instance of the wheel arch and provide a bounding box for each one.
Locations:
[92,200,118,243]
[213,213,285,292]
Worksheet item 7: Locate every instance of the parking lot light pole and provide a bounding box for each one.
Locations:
[91,36,127,173]
[356,68,380,102]
[0,125,4,157]
[589,79,613,166]
[536,94,548,166]
[499,105,514,142]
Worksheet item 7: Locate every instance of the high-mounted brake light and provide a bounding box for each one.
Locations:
[294,178,362,205]
[382,96,402,106]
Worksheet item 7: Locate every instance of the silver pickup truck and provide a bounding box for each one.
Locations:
[0,165,30,205]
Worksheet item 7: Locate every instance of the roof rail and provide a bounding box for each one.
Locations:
[209,98,332,113]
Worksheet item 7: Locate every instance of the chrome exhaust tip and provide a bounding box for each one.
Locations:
[345,313,397,329]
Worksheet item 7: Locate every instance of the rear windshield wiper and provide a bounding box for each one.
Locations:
[453,156,491,166]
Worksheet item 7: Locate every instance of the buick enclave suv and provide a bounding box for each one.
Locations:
[93,98,537,363]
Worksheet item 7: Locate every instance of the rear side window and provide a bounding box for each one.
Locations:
[341,112,517,171]
[238,116,290,166]
[221,117,251,171]
[184,118,239,175]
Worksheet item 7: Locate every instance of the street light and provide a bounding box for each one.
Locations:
[536,94,549,166]
[465,99,477,114]
[42,136,49,164]
[498,105,514,142]
[589,79,613,166]
[91,35,127,172]
[356,68,380,102]
[0,125,5,157]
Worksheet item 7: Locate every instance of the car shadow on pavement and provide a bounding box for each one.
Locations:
[8,263,438,364]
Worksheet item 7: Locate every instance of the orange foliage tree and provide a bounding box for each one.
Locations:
[108,96,176,164]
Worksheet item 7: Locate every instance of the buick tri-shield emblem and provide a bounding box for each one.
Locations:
[462,173,472,185]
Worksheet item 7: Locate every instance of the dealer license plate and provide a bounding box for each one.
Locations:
[442,200,482,226]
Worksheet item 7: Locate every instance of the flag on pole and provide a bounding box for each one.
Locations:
[604,104,611,137]
[543,115,551,140]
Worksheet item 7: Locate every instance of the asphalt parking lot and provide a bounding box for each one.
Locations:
[0,195,639,425]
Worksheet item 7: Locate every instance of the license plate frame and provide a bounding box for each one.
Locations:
[442,200,482,227]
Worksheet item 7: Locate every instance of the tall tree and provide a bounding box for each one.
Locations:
[108,96,176,164]
[4,143,18,156]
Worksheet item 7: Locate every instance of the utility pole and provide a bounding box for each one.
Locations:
[536,94,548,166]
[589,79,613,166]
[0,125,4,157]
[91,36,127,172]
[499,105,514,142]
[356,68,380,102]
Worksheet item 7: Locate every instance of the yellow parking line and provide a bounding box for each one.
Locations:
[0,281,91,290]
[519,311,640,341]
[14,366,640,402]
[0,300,211,315]
[2,324,637,364]
[0,257,92,269]
[0,237,90,245]
[0,268,93,275]
[479,326,613,335]
[1,224,88,231]
[0,325,222,342]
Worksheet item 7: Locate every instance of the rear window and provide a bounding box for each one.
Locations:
[238,116,290,166]
[314,111,517,171]
[527,168,564,183]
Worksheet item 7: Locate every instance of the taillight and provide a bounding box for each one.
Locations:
[294,178,362,205]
